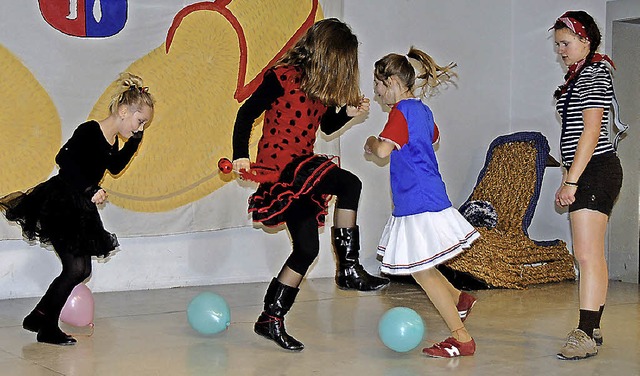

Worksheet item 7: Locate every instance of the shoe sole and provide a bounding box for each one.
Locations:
[38,341,77,346]
[335,281,390,291]
[556,351,597,360]
[423,352,448,358]
[423,351,474,358]
[254,328,304,352]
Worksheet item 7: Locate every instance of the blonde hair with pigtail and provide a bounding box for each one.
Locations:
[108,72,155,115]
[374,47,457,99]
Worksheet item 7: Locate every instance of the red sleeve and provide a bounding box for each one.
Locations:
[432,122,440,144]
[379,107,409,148]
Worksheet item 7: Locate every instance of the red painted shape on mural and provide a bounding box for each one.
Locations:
[165,0,319,102]
[39,0,86,36]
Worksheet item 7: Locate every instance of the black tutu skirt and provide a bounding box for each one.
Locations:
[0,175,118,257]
[249,154,338,227]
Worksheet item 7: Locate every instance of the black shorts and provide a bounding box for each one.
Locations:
[569,153,622,216]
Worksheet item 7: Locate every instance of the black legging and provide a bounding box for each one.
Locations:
[284,167,361,275]
[35,251,92,324]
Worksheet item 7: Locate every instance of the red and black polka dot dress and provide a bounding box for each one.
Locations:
[256,66,326,174]
[233,65,350,227]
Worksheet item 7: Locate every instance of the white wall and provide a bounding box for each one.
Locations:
[1,0,618,300]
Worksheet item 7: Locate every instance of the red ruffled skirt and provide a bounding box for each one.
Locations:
[247,155,338,227]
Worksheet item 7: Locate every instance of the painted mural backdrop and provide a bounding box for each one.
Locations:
[0,0,328,238]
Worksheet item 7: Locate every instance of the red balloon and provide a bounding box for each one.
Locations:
[218,158,233,174]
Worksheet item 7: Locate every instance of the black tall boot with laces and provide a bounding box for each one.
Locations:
[254,278,304,351]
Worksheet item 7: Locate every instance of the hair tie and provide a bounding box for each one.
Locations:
[127,84,149,94]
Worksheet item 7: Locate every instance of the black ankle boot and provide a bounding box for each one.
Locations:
[332,226,389,291]
[23,310,46,333]
[254,278,304,351]
[37,326,77,346]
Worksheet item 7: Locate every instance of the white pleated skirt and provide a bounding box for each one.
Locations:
[377,207,480,275]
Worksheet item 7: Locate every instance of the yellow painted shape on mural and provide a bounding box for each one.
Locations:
[91,0,321,212]
[226,0,322,92]
[0,44,60,196]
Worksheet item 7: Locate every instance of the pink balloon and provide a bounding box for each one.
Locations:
[60,283,95,327]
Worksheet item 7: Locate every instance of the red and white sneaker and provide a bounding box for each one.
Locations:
[457,291,477,323]
[422,337,476,358]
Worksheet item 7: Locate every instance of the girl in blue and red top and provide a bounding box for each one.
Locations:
[365,47,480,358]
[0,73,154,346]
[231,18,389,352]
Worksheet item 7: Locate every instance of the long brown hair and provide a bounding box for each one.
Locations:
[276,18,361,107]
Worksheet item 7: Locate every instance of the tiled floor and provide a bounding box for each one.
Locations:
[0,278,638,375]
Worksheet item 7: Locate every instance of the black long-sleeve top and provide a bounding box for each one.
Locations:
[56,120,142,197]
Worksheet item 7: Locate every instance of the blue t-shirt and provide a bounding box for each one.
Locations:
[386,99,451,216]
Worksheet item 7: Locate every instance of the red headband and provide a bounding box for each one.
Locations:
[552,12,589,40]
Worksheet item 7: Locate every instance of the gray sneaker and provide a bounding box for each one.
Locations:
[592,328,603,346]
[557,329,597,360]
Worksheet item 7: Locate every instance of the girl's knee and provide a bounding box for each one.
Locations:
[572,245,606,266]
[286,248,319,275]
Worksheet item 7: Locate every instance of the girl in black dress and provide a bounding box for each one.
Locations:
[0,72,154,345]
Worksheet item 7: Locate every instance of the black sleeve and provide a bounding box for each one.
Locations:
[320,106,352,135]
[56,124,143,197]
[106,134,143,175]
[232,70,284,160]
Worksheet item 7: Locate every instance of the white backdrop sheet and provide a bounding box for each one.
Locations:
[0,0,337,239]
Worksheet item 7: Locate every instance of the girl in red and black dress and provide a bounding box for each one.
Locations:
[0,73,154,345]
[232,18,389,351]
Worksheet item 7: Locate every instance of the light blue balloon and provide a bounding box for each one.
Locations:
[187,292,231,335]
[378,307,425,352]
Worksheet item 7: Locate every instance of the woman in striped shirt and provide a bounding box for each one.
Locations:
[551,10,623,361]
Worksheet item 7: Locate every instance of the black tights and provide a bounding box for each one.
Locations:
[35,252,92,325]
[282,167,361,277]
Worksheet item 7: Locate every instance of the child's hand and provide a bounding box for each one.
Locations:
[364,135,377,154]
[232,158,251,174]
[91,189,108,205]
[364,135,394,158]
[346,96,370,117]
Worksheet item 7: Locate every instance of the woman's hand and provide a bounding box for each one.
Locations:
[346,96,370,117]
[555,185,577,207]
[91,189,108,205]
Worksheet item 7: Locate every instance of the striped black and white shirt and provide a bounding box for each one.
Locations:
[556,61,615,166]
